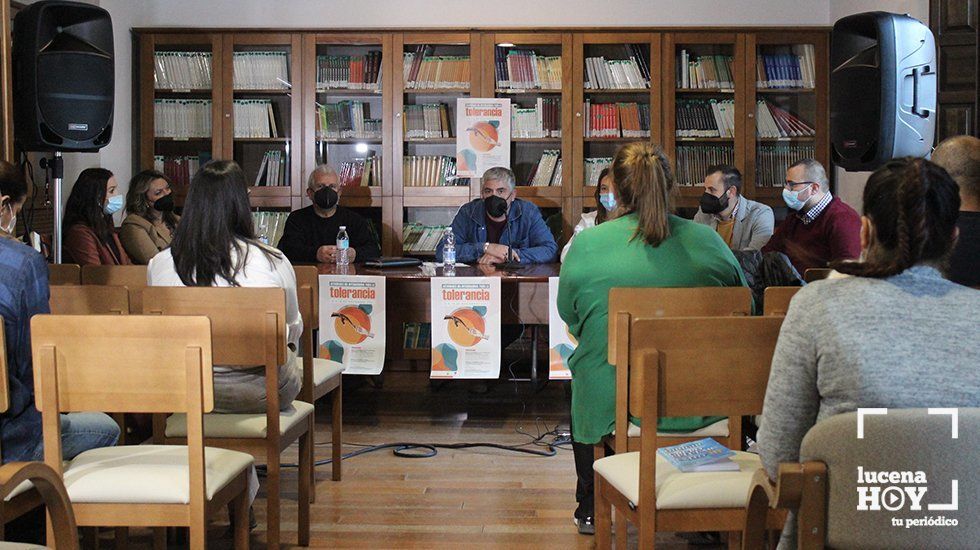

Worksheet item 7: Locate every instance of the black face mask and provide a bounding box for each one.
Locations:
[484,195,509,218]
[313,186,339,210]
[699,192,730,215]
[153,194,175,212]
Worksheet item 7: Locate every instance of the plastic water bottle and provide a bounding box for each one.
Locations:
[442,227,456,270]
[336,225,350,266]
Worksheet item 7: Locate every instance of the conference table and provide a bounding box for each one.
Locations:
[316,262,561,380]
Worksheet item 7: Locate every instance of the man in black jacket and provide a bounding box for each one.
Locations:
[278,164,381,264]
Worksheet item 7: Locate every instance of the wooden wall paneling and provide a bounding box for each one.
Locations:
[931,0,979,139]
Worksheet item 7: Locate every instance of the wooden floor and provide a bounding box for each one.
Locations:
[105,364,724,548]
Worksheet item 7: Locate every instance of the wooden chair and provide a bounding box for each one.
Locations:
[744,409,980,549]
[47,263,81,286]
[594,316,787,550]
[143,287,312,549]
[80,265,148,314]
[762,286,801,316]
[293,265,344,484]
[49,285,130,316]
[0,462,79,549]
[803,268,832,283]
[30,314,252,549]
[605,287,754,457]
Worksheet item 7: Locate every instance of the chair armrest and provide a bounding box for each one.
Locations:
[742,465,805,550]
[0,462,79,550]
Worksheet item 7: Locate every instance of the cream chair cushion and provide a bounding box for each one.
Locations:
[0,543,48,549]
[312,358,345,386]
[612,418,730,438]
[594,450,761,509]
[165,400,314,438]
[62,445,252,504]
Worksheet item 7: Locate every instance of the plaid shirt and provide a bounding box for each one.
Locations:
[799,192,833,225]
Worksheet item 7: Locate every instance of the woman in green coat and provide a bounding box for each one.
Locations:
[558,141,747,533]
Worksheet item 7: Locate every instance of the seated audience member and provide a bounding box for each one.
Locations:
[120,170,179,264]
[0,160,120,464]
[63,168,132,266]
[561,168,617,262]
[557,142,747,534]
[931,134,980,287]
[694,164,774,250]
[762,159,861,274]
[759,157,980,548]
[148,160,302,413]
[436,166,558,265]
[278,164,380,264]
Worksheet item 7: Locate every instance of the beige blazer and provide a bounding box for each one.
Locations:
[119,213,177,264]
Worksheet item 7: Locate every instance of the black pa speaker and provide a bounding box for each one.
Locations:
[13,0,114,152]
[831,12,936,172]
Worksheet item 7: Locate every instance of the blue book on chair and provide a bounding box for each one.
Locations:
[658,437,738,472]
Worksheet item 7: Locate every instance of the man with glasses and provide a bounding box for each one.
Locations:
[762,158,861,274]
[436,166,558,265]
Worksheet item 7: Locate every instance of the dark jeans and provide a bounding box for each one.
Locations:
[573,436,613,519]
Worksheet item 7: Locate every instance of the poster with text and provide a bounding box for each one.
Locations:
[548,277,575,380]
[430,277,501,379]
[319,275,386,375]
[456,98,510,178]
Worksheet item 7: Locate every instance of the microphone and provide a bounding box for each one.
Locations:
[493,200,524,271]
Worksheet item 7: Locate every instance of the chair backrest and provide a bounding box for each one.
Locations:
[293,265,319,326]
[628,316,782,419]
[607,286,753,365]
[49,285,130,315]
[81,265,148,313]
[763,286,801,316]
[804,267,833,283]
[48,263,81,285]
[141,287,286,368]
[800,409,980,549]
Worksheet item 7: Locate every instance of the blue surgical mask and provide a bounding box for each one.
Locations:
[599,193,617,212]
[782,188,809,211]
[103,194,124,215]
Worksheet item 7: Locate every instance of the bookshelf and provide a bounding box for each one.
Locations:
[134,27,830,253]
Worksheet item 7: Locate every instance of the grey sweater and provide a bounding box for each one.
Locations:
[758,266,980,547]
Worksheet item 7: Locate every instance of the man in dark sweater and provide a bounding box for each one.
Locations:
[932,135,980,287]
[762,158,861,274]
[278,165,381,264]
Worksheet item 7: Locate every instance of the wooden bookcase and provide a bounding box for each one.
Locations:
[133,27,831,254]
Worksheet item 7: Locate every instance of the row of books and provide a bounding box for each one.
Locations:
[402,224,449,253]
[402,322,432,350]
[253,211,288,248]
[511,98,561,138]
[403,104,452,139]
[585,101,651,138]
[494,47,562,90]
[757,144,815,187]
[254,150,288,187]
[756,101,815,138]
[676,145,735,186]
[316,52,383,91]
[676,99,736,138]
[402,155,460,187]
[338,156,381,187]
[154,52,212,90]
[584,157,612,186]
[677,52,735,89]
[757,45,816,89]
[154,99,213,138]
[525,150,562,187]
[153,154,208,190]
[233,99,279,138]
[403,46,470,89]
[232,52,289,90]
[316,101,383,140]
[584,50,651,89]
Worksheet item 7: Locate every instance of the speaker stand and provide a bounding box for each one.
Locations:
[40,152,64,264]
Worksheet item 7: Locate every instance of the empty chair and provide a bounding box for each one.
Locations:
[80,264,148,313]
[47,264,81,286]
[762,286,801,316]
[48,285,129,315]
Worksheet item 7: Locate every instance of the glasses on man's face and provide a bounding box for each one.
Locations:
[784,180,815,190]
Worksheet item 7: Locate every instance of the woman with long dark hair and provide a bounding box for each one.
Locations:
[120,169,179,264]
[62,167,131,265]
[759,158,980,548]
[147,160,302,413]
[557,142,747,533]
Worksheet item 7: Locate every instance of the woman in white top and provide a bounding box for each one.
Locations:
[148,160,302,413]
[561,168,618,262]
